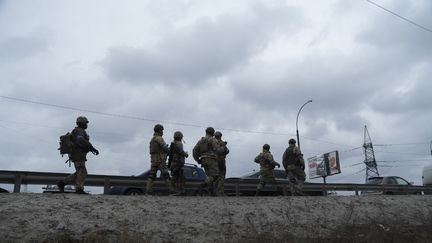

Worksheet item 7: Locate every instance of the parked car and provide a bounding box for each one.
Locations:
[42,184,77,193]
[224,169,324,196]
[361,176,420,195]
[109,163,206,195]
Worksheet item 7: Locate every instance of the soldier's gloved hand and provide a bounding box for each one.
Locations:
[185,152,189,158]
[224,141,228,145]
[92,148,99,155]
[276,162,281,168]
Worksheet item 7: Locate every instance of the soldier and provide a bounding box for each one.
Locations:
[146,124,175,195]
[193,127,221,196]
[254,144,280,196]
[168,131,188,196]
[214,131,229,196]
[282,138,306,196]
[57,116,99,194]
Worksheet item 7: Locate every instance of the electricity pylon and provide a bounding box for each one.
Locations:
[363,125,379,181]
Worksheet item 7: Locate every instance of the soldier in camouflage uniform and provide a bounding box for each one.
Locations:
[57,116,99,194]
[254,144,280,196]
[282,139,306,196]
[168,131,189,196]
[214,131,229,196]
[146,124,174,195]
[193,127,221,196]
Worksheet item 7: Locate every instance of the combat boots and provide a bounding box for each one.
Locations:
[146,178,154,195]
[56,181,66,193]
[75,188,89,195]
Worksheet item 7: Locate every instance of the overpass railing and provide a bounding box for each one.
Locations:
[1,170,431,195]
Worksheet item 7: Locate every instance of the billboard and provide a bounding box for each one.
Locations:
[307,151,340,179]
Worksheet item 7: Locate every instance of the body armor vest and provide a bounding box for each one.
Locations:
[199,137,211,154]
[285,146,300,165]
[150,136,163,154]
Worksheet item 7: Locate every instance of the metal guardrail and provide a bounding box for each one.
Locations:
[1,170,432,195]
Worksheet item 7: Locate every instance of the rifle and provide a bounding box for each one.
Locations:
[168,142,175,168]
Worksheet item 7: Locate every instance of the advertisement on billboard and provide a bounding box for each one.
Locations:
[307,151,340,179]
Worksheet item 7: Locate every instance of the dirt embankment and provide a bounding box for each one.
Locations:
[0,194,431,243]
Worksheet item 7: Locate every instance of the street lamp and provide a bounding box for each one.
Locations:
[296,99,312,150]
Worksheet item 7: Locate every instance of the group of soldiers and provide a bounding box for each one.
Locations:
[57,116,306,196]
[144,124,230,196]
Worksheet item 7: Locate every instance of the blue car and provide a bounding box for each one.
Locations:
[109,163,206,195]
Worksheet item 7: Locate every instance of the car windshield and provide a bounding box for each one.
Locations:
[395,177,409,185]
[366,178,383,184]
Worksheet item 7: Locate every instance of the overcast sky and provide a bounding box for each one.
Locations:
[1,0,432,192]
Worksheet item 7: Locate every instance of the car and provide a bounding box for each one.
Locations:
[422,164,432,186]
[422,165,432,195]
[224,169,325,196]
[109,163,206,195]
[42,184,77,193]
[361,176,419,195]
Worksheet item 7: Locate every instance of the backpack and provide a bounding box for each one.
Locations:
[58,132,74,157]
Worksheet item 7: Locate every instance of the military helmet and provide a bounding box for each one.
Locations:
[214,131,222,138]
[205,127,215,135]
[154,124,164,132]
[174,131,183,139]
[289,138,296,144]
[76,116,89,124]
[263,144,270,150]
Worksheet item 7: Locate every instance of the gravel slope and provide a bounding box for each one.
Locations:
[0,194,431,243]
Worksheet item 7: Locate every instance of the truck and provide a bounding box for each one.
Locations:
[422,164,432,187]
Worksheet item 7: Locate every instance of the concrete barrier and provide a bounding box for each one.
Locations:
[0,194,431,242]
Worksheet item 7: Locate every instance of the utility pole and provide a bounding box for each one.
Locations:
[363,125,379,182]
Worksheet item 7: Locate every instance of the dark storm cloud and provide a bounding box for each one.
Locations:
[0,31,51,61]
[356,1,432,116]
[360,0,432,60]
[101,3,303,84]
[230,0,432,137]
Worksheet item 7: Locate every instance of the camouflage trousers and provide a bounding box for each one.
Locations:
[257,168,277,190]
[216,159,226,196]
[201,157,219,194]
[286,167,306,196]
[146,159,173,194]
[170,162,185,194]
[64,161,87,191]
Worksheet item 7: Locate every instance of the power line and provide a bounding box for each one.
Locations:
[0,95,360,148]
[374,148,431,157]
[0,95,295,136]
[366,0,432,34]
[377,159,432,163]
[378,164,424,168]
[375,143,429,146]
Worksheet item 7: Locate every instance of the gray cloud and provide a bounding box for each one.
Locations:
[1,1,431,190]
[0,30,51,61]
[101,3,303,84]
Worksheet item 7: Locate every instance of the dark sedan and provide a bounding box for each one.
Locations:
[109,163,206,195]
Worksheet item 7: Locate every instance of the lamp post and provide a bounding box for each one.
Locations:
[296,99,312,150]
